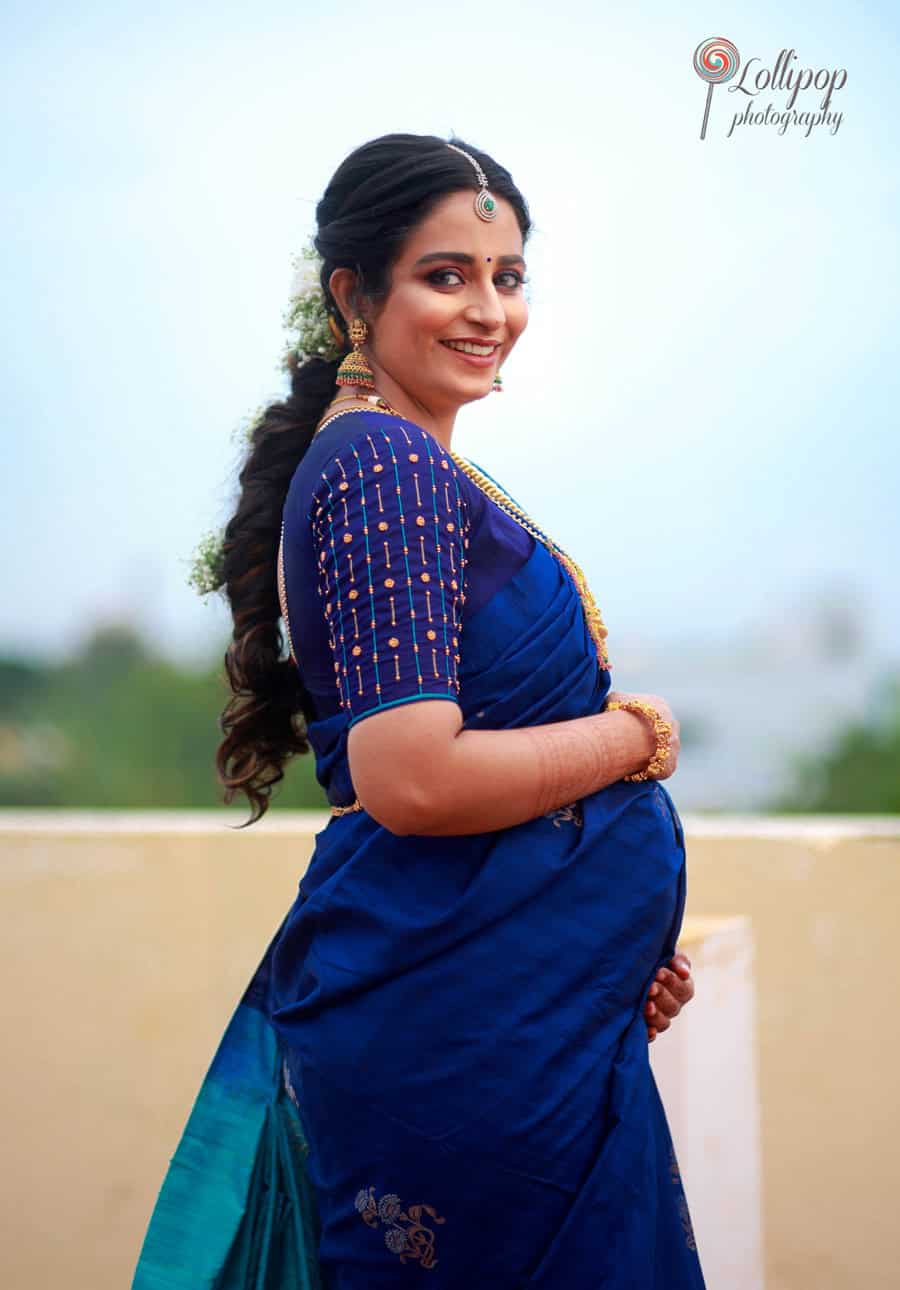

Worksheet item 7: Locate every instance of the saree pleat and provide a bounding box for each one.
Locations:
[132,939,323,1290]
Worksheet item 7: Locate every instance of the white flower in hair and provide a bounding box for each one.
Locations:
[289,253,323,302]
[282,238,343,367]
[186,238,344,599]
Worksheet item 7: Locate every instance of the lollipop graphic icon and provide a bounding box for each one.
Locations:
[693,37,740,139]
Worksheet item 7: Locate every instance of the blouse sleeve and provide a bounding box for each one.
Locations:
[309,419,471,726]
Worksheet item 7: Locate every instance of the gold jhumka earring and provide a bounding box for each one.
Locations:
[335,317,375,390]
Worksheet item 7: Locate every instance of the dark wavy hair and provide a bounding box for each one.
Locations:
[216,133,532,824]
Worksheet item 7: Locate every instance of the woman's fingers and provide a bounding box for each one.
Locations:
[644,992,674,1032]
[643,952,696,1041]
[655,967,695,1008]
[642,995,670,1037]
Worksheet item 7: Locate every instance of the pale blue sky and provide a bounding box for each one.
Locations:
[2,0,897,665]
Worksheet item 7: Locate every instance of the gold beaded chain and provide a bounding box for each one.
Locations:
[313,394,396,438]
[276,523,298,667]
[276,396,397,670]
[448,452,611,670]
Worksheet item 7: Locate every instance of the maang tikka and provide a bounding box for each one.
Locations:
[446,143,498,221]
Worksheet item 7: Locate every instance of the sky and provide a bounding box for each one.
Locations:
[2,0,898,668]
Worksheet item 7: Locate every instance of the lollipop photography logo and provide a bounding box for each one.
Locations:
[693,37,847,140]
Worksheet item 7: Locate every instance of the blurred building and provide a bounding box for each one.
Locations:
[613,582,888,811]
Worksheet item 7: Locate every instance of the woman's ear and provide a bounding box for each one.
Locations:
[328,267,360,326]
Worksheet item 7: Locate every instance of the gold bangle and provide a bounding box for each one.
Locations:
[330,799,363,817]
[605,699,673,782]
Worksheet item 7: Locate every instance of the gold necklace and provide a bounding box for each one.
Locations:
[448,453,611,670]
[314,393,395,437]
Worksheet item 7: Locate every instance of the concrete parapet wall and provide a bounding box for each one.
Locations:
[1,811,898,1289]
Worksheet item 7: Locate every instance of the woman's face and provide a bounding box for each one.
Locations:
[366,189,528,416]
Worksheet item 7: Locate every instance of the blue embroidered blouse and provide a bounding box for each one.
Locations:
[281,410,533,738]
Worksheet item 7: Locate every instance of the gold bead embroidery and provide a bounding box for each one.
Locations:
[310,420,471,810]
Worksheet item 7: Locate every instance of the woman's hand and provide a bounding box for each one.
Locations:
[644,951,694,1041]
[604,690,681,781]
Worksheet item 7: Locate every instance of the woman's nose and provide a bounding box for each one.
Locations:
[462,282,505,330]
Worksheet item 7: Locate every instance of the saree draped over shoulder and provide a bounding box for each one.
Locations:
[133,411,706,1289]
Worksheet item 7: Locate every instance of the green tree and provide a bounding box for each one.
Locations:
[772,672,900,813]
[0,625,327,812]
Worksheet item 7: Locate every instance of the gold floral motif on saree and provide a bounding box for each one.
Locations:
[545,801,584,829]
[669,1145,698,1250]
[355,1186,446,1269]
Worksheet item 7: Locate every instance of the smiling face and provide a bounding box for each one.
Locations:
[361,189,529,419]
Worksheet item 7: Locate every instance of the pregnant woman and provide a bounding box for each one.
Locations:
[133,133,704,1288]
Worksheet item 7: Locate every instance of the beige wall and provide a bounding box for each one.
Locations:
[651,916,764,1290]
[0,813,327,1290]
[1,812,899,1290]
[684,816,900,1290]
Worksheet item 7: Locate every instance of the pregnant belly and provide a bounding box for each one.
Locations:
[272,780,686,1157]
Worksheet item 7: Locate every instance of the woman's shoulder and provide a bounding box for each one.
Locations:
[285,409,482,525]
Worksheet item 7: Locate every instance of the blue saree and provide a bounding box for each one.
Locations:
[133,411,705,1288]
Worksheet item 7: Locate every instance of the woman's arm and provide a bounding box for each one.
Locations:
[348,697,665,836]
[309,424,675,836]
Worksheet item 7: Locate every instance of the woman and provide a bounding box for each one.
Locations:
[133,133,703,1288]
